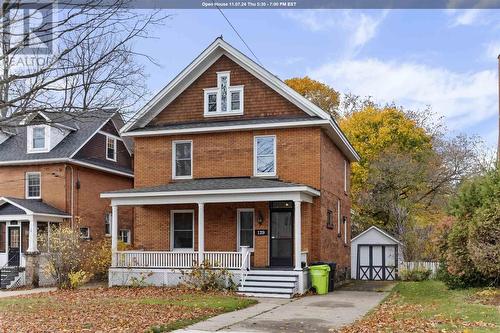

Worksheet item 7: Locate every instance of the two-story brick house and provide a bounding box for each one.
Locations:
[102,38,360,298]
[0,109,133,288]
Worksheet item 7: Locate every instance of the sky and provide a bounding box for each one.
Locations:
[134,9,500,148]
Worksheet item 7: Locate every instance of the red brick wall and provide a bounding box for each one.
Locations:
[134,202,309,268]
[134,127,322,189]
[150,55,307,126]
[319,131,352,277]
[0,163,133,244]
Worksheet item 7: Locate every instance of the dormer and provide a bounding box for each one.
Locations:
[26,112,75,154]
[204,71,244,117]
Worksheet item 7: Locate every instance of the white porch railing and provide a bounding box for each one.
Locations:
[203,252,242,269]
[113,251,245,269]
[114,251,198,268]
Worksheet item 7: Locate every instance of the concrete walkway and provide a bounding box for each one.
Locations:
[175,289,390,333]
[0,287,56,298]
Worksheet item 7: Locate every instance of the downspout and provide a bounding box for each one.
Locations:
[65,164,74,228]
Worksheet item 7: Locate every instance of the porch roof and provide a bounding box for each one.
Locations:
[101,177,320,205]
[0,197,71,219]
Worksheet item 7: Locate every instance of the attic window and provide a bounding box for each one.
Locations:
[27,125,49,153]
[204,71,244,116]
[106,135,117,162]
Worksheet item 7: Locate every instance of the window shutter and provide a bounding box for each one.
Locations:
[0,223,5,253]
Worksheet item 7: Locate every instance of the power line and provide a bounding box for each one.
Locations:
[213,2,264,67]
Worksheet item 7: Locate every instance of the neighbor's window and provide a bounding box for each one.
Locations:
[171,211,194,249]
[254,135,276,176]
[238,209,254,250]
[25,172,41,199]
[104,213,111,236]
[327,210,334,229]
[106,136,117,161]
[119,229,131,244]
[204,71,243,116]
[80,227,90,239]
[32,126,46,149]
[172,140,192,179]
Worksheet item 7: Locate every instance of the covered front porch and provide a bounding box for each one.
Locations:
[102,178,319,294]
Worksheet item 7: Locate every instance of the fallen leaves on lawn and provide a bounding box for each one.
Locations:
[0,287,242,332]
[468,288,500,307]
[331,293,498,333]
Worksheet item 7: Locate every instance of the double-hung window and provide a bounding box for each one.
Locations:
[33,127,46,149]
[171,210,194,250]
[119,229,131,244]
[204,71,244,116]
[106,136,117,161]
[237,209,254,251]
[104,213,111,236]
[172,140,192,179]
[27,125,49,153]
[254,135,276,177]
[26,172,41,199]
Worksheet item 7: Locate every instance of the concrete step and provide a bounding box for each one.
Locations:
[245,275,297,282]
[238,286,294,294]
[243,280,296,288]
[237,292,293,299]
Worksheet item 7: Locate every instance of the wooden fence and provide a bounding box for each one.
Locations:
[399,261,440,277]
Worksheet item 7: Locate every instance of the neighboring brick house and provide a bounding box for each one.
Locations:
[0,110,133,288]
[102,38,360,298]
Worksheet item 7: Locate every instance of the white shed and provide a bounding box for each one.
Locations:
[350,226,403,280]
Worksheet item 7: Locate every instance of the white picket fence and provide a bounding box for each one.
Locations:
[399,261,440,277]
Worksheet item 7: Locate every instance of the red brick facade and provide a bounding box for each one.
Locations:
[130,54,352,275]
[0,164,133,243]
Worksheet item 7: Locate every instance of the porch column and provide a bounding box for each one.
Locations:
[294,200,302,270]
[27,215,38,253]
[111,205,118,252]
[198,202,204,264]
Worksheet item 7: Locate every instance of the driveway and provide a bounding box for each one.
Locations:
[176,282,393,333]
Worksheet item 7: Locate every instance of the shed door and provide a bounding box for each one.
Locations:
[357,244,398,280]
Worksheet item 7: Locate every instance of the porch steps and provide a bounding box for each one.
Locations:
[0,268,21,289]
[237,271,298,299]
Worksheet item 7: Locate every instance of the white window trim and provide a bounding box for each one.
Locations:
[80,227,90,239]
[203,71,244,117]
[254,135,277,177]
[236,208,255,252]
[170,209,195,251]
[27,125,50,153]
[119,229,131,244]
[343,217,348,244]
[172,140,193,180]
[344,160,348,193]
[25,172,42,199]
[105,212,112,236]
[337,199,341,236]
[106,135,117,162]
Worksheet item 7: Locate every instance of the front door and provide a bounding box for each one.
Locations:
[7,226,21,267]
[270,209,293,267]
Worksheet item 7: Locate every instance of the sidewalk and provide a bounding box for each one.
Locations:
[0,287,56,298]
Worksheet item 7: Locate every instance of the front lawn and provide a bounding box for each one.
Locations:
[0,287,256,332]
[337,280,499,333]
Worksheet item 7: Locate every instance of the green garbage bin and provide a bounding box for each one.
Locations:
[309,264,330,295]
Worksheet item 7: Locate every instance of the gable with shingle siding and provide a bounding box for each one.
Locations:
[149,55,310,127]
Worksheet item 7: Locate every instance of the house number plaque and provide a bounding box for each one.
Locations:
[255,229,268,236]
